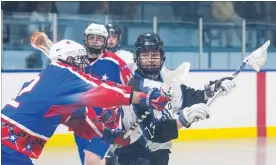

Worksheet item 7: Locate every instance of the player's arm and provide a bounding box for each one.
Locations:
[46,63,169,117]
[145,118,179,143]
[180,76,235,107]
[138,77,234,113]
[78,81,169,111]
[180,84,207,107]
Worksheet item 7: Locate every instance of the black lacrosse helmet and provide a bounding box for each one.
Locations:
[105,24,122,50]
[134,32,165,79]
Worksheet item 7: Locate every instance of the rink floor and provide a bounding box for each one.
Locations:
[33,138,276,165]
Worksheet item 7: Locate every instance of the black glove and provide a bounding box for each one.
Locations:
[101,128,130,146]
[204,77,234,98]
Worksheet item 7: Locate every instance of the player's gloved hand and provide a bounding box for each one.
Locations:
[61,107,87,130]
[204,77,235,98]
[178,103,210,128]
[99,106,122,129]
[101,128,130,147]
[138,87,171,111]
[62,107,106,140]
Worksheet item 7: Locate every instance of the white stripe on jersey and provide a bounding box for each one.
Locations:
[97,57,119,65]
[52,62,99,87]
[8,99,20,108]
[52,62,130,99]
[85,108,103,137]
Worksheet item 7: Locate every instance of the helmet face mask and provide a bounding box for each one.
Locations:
[136,50,163,79]
[83,23,108,57]
[86,35,106,49]
[49,40,89,72]
[77,55,89,71]
[65,55,89,71]
[134,33,165,80]
[84,34,106,58]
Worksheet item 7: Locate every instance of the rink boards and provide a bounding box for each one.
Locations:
[2,71,276,146]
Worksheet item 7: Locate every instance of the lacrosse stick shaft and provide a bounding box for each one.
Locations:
[206,39,270,106]
[108,110,152,153]
[207,39,270,106]
[206,62,247,106]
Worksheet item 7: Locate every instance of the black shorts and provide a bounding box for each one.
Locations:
[117,138,171,165]
[148,149,170,165]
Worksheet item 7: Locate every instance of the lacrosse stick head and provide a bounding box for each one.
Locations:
[30,32,53,56]
[244,40,270,72]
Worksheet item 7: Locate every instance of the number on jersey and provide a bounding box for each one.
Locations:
[8,76,40,108]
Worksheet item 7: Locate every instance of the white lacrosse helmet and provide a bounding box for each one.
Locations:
[49,40,88,70]
[84,23,108,56]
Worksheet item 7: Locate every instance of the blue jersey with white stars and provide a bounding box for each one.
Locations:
[84,51,131,115]
[73,51,132,163]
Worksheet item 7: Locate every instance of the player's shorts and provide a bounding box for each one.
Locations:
[74,133,110,164]
[1,144,33,165]
[117,137,170,165]
[117,137,150,165]
[74,134,86,165]
[149,149,170,165]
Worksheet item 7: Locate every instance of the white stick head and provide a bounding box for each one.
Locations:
[244,40,270,72]
[161,62,190,85]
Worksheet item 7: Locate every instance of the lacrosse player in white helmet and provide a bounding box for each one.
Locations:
[74,23,133,165]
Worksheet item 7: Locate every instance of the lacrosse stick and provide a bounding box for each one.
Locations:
[106,110,152,154]
[108,41,270,153]
[30,32,53,56]
[206,40,270,106]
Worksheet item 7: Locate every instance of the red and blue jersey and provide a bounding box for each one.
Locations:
[1,61,132,159]
[86,51,131,85]
[84,52,132,126]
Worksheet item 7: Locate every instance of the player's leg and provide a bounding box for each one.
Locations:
[74,133,88,165]
[105,151,119,165]
[117,137,150,165]
[1,144,34,165]
[149,149,170,165]
[84,150,105,165]
[84,137,110,165]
